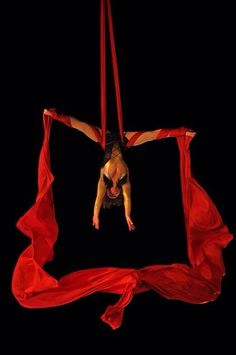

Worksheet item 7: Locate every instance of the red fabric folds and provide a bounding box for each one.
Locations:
[12,113,233,329]
[106,0,124,144]
[100,0,124,148]
[100,0,107,149]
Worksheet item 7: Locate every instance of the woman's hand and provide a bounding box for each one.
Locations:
[126,216,135,231]
[92,215,100,230]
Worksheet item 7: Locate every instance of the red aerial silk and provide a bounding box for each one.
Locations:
[12,113,233,329]
[100,0,124,149]
[12,0,232,329]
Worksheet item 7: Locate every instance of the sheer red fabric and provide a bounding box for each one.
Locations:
[12,113,232,329]
[100,0,124,148]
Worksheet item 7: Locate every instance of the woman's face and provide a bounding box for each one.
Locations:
[107,186,121,199]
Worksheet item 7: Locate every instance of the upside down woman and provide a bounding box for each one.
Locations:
[44,109,196,231]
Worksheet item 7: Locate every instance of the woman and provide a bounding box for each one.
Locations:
[44,108,196,231]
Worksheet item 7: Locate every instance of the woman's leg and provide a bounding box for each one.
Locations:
[44,109,102,143]
[125,130,161,146]
[125,127,195,147]
[70,117,102,143]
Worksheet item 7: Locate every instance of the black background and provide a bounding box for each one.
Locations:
[4,0,235,350]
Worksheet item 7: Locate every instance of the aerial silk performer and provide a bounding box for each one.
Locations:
[12,0,233,329]
[43,108,196,231]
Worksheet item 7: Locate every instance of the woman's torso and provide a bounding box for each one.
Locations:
[101,132,128,180]
[101,144,128,180]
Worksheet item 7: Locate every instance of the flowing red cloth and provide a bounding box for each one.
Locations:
[12,114,233,329]
[106,0,124,144]
[100,0,124,148]
[100,0,106,149]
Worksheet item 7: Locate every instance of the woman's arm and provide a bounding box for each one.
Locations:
[92,173,106,230]
[43,108,101,143]
[122,181,135,231]
[125,127,196,146]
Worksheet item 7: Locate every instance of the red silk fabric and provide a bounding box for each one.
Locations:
[100,0,124,148]
[106,0,124,144]
[100,0,106,149]
[12,113,233,329]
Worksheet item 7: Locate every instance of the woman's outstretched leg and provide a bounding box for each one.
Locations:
[125,127,196,147]
[43,108,102,143]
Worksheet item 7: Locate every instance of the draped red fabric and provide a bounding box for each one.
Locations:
[100,0,124,148]
[12,113,233,329]
[106,0,124,144]
[100,0,107,149]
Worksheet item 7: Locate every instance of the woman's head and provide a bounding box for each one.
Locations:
[102,189,123,209]
[102,172,128,208]
[107,186,121,198]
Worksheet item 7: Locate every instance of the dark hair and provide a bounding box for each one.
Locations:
[102,191,123,209]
